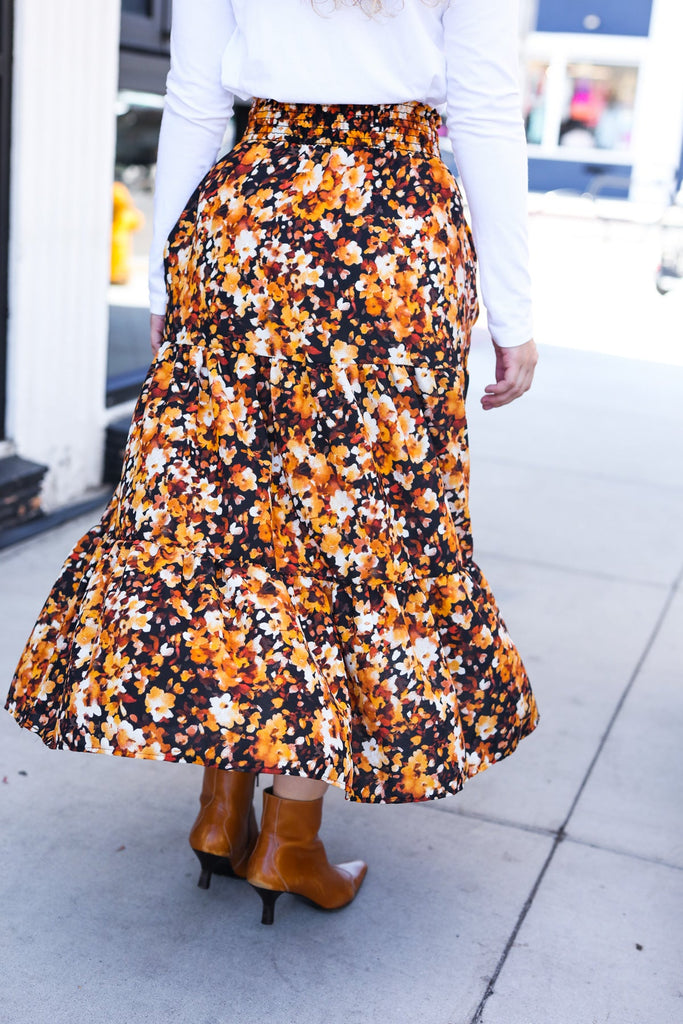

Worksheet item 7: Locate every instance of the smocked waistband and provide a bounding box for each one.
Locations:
[242,98,441,156]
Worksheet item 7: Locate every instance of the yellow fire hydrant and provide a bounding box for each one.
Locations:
[110,181,145,285]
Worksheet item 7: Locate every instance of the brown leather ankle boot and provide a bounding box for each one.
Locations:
[189,768,258,889]
[246,786,367,924]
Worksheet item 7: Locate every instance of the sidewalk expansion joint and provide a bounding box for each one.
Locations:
[476,451,683,496]
[421,801,558,841]
[562,833,683,874]
[555,559,681,832]
[476,546,671,591]
[467,559,683,1024]
[468,830,565,1024]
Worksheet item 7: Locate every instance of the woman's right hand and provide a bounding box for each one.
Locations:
[481,338,538,411]
[150,313,165,357]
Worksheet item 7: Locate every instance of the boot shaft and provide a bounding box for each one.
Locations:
[189,768,258,879]
[259,786,323,845]
[247,787,367,916]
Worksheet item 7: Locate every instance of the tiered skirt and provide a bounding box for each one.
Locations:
[5,99,538,802]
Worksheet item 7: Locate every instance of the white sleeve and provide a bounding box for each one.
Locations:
[149,0,236,315]
[443,0,533,348]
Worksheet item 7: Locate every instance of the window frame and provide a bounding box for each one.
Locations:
[524,32,647,166]
[120,0,171,56]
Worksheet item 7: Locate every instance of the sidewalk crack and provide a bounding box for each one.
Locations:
[562,833,683,874]
[467,559,683,1024]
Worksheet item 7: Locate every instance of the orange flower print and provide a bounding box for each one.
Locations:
[4,100,537,804]
[336,240,363,266]
[208,694,245,731]
[475,716,499,741]
[400,750,440,800]
[253,714,293,769]
[145,687,176,723]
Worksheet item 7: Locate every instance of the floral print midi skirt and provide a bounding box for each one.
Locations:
[5,100,538,802]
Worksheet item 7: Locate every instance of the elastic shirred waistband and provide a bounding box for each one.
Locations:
[243,98,442,156]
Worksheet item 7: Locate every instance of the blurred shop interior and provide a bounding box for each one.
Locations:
[109,0,172,410]
[110,1,249,417]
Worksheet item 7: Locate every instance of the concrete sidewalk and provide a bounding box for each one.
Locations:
[1,336,682,1024]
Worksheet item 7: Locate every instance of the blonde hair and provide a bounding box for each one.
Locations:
[328,1,394,10]
[314,1,442,15]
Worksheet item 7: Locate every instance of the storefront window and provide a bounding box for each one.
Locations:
[560,63,637,151]
[106,90,240,406]
[106,90,163,406]
[525,59,638,155]
[524,61,549,146]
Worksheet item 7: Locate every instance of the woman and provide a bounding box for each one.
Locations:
[5,0,539,925]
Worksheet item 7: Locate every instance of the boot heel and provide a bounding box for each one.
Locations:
[193,849,215,889]
[253,886,282,925]
[192,848,237,889]
[188,769,258,888]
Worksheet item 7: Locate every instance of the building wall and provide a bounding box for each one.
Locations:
[6,0,121,508]
[630,0,683,202]
[524,0,683,200]
[536,0,654,37]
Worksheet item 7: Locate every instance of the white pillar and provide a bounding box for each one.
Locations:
[630,0,683,204]
[6,0,121,509]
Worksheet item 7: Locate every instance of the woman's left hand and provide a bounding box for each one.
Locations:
[150,313,165,356]
[481,338,538,410]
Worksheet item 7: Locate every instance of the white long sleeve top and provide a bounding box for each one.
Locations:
[150,0,533,348]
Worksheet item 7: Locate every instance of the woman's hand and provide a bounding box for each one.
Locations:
[481,338,538,411]
[150,313,165,357]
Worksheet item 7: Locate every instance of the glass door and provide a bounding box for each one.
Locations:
[108,0,172,407]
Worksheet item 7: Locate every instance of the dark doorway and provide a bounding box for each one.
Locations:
[120,0,172,96]
[0,0,13,440]
[121,0,172,52]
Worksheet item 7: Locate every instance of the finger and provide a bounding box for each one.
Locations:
[501,359,535,396]
[482,389,512,407]
[485,378,530,407]
[481,373,529,408]
[482,391,517,409]
[484,380,514,395]
[483,376,518,401]
[484,363,517,392]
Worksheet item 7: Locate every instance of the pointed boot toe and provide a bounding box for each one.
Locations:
[337,859,368,895]
[246,787,368,924]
